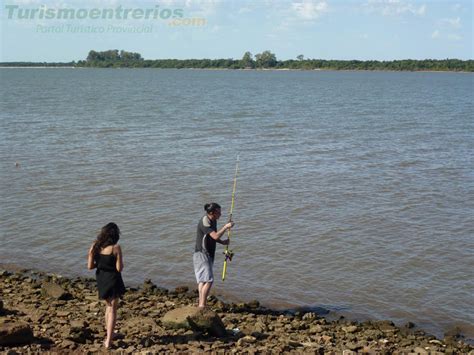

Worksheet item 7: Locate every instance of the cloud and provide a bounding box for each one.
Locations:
[446,33,462,41]
[439,17,461,29]
[291,0,328,20]
[238,7,252,14]
[365,0,426,16]
[451,4,461,12]
[431,30,462,41]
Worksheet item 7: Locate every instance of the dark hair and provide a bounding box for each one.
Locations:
[91,222,120,259]
[204,202,221,214]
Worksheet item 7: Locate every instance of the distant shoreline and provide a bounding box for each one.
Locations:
[0,66,472,73]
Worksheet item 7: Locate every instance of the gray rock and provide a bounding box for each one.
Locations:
[0,321,34,346]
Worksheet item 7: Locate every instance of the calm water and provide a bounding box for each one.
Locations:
[0,68,473,339]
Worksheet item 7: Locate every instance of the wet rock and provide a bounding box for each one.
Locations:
[0,321,34,346]
[41,282,71,300]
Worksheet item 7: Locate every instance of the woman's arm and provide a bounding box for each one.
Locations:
[87,245,96,270]
[114,244,124,273]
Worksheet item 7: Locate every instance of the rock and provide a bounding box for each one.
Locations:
[142,279,157,293]
[345,341,363,351]
[302,312,317,321]
[161,306,200,330]
[66,320,93,344]
[41,282,71,300]
[342,325,358,333]
[288,340,303,348]
[0,299,3,312]
[174,286,189,294]
[309,324,324,334]
[414,346,429,354]
[321,335,332,343]
[0,321,34,346]
[187,308,227,337]
[247,300,260,309]
[376,320,396,332]
[237,335,257,346]
[252,320,267,334]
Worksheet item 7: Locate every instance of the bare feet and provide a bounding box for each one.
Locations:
[104,339,111,349]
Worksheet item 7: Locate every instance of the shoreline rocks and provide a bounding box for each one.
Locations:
[0,268,472,353]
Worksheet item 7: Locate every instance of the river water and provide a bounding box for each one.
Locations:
[0,68,473,339]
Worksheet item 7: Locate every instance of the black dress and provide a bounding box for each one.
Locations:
[95,250,126,300]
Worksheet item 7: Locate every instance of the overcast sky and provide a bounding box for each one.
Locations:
[1,0,472,62]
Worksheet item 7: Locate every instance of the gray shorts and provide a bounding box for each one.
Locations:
[193,251,214,283]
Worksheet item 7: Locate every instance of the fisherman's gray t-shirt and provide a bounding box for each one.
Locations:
[195,215,217,260]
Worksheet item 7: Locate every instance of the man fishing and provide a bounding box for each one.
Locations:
[193,202,234,308]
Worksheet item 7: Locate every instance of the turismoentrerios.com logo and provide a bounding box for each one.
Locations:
[5,4,184,21]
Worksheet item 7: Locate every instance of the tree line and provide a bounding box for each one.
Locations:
[69,50,474,72]
[1,50,473,71]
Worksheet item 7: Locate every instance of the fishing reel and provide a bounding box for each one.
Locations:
[223,249,234,262]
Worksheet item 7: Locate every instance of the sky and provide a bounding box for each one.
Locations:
[0,0,472,62]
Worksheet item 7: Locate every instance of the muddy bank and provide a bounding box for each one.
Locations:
[0,268,472,354]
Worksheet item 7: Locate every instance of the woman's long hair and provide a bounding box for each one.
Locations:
[91,222,120,259]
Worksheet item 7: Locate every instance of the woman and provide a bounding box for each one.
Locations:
[194,203,234,308]
[87,222,126,349]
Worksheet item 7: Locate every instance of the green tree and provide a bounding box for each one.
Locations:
[255,50,277,68]
[240,51,255,68]
[297,54,304,61]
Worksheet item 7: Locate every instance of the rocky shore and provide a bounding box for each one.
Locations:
[1,268,472,354]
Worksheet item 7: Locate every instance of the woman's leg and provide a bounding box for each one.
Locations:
[104,297,118,348]
[105,303,110,331]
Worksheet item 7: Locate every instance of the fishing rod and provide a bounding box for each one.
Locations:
[222,155,239,281]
